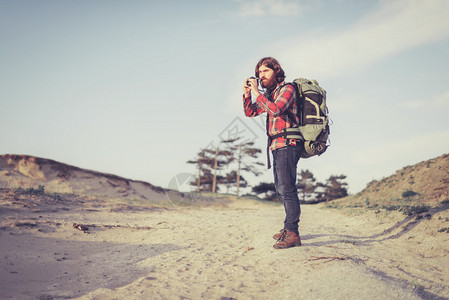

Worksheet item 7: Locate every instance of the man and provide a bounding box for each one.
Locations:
[242,57,303,249]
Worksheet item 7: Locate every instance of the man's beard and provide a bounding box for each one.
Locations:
[261,77,277,89]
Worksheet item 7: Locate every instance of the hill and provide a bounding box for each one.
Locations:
[336,153,449,209]
[0,154,173,202]
[1,153,448,207]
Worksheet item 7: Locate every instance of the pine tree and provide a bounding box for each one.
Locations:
[252,182,277,201]
[296,169,317,203]
[228,139,263,196]
[187,149,215,192]
[187,139,235,193]
[321,175,349,201]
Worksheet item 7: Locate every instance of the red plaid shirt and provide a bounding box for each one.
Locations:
[243,82,299,150]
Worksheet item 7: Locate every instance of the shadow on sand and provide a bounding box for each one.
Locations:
[0,232,182,299]
[303,202,449,247]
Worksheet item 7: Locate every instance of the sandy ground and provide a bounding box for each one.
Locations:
[1,194,449,300]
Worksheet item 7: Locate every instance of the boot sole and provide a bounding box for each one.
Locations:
[273,241,302,249]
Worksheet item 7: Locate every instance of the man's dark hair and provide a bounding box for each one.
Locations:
[255,57,286,83]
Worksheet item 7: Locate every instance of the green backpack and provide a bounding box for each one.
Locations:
[270,78,330,158]
[293,78,330,158]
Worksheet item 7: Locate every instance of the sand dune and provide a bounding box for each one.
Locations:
[0,154,171,201]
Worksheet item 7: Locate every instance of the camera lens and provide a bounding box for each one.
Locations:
[247,77,256,86]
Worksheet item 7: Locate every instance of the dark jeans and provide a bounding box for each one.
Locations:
[272,143,303,235]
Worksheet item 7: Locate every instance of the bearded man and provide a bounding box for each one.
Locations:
[242,57,303,249]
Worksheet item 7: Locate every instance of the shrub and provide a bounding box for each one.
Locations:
[402,190,418,198]
[383,205,401,211]
[16,185,46,195]
[401,205,430,216]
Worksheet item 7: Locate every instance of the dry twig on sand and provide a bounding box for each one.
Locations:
[307,256,346,263]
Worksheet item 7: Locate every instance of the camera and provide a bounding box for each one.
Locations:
[246,76,257,86]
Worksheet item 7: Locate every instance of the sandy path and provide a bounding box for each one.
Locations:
[1,197,448,299]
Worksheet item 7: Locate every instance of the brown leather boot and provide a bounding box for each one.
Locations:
[273,229,286,240]
[273,230,301,249]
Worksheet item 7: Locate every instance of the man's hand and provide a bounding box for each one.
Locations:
[243,77,261,98]
[243,78,252,98]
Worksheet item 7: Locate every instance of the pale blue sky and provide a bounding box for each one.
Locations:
[1,0,448,194]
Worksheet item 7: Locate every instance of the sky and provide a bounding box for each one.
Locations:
[1,0,449,195]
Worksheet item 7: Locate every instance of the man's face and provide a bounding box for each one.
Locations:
[258,65,277,89]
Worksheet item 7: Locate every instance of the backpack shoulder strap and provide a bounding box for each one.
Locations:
[279,82,302,126]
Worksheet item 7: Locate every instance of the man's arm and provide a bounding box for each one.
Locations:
[255,85,295,117]
[243,94,264,117]
[242,78,264,117]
